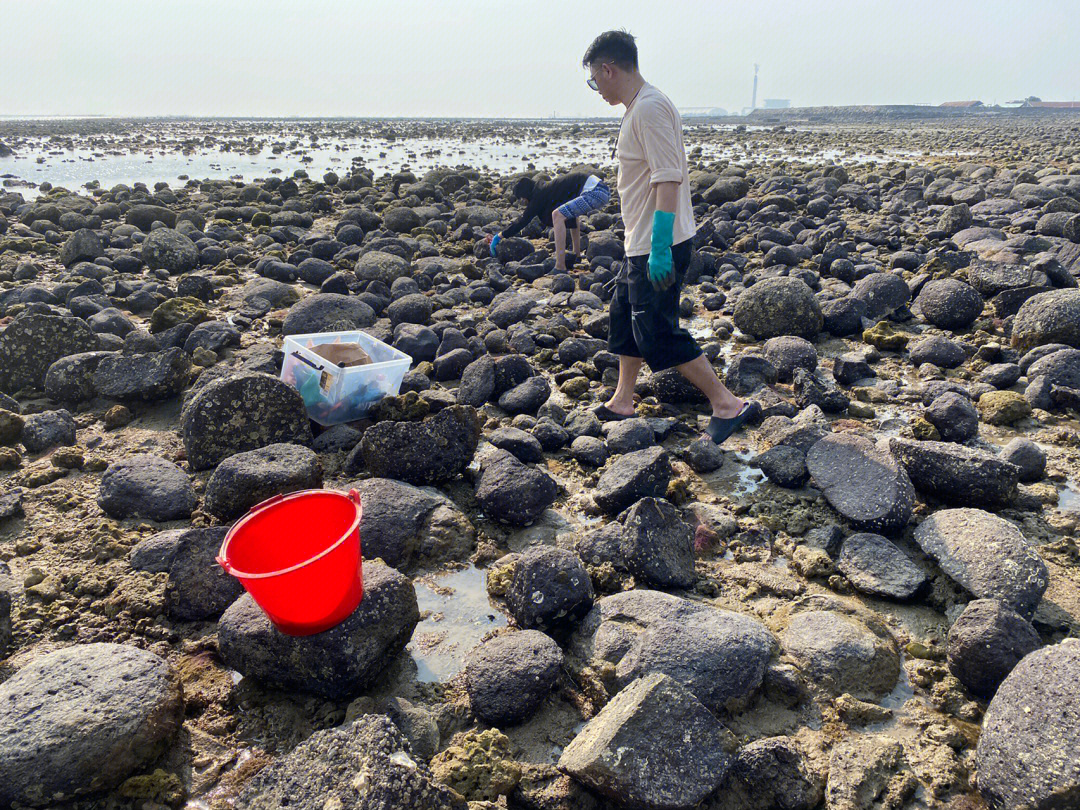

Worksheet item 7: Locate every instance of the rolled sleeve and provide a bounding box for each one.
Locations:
[640,116,684,186]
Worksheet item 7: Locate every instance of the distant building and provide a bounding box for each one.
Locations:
[680,107,729,117]
[1024,101,1080,109]
[762,99,790,109]
[940,100,983,107]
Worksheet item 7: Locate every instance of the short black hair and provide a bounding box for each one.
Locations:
[582,30,638,71]
[511,176,536,200]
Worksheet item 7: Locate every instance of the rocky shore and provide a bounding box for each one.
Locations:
[0,116,1079,810]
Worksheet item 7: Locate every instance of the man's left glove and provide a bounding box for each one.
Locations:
[647,210,676,291]
[489,233,502,257]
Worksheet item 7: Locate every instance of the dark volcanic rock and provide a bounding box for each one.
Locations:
[165,526,242,621]
[358,405,480,485]
[204,443,323,520]
[837,532,928,600]
[506,545,593,632]
[98,455,196,521]
[946,599,1041,699]
[466,630,563,726]
[475,448,557,526]
[888,437,1019,508]
[733,277,823,340]
[806,434,913,533]
[0,313,98,393]
[620,497,696,588]
[218,560,418,699]
[93,347,191,401]
[593,446,672,515]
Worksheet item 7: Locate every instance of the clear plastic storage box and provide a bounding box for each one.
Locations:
[280,330,411,426]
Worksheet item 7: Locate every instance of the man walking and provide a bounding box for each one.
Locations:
[583,30,755,444]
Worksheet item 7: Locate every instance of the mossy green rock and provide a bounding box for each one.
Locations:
[150,296,210,333]
[862,321,909,351]
[430,729,521,802]
[978,390,1032,425]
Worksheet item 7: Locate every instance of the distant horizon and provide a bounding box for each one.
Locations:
[3,0,1078,118]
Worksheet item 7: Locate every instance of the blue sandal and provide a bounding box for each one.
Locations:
[705,402,758,445]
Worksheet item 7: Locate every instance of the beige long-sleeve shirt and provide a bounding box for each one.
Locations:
[616,82,697,257]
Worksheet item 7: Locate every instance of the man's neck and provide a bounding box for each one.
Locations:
[619,74,646,108]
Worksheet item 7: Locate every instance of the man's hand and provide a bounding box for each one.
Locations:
[489,233,502,257]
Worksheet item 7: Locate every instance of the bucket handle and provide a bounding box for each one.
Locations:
[291,351,324,371]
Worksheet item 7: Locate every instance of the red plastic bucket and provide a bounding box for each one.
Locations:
[217,489,363,636]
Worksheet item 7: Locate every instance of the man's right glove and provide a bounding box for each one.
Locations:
[489,233,502,257]
[647,210,676,291]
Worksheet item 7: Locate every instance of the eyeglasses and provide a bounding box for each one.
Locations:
[586,63,610,91]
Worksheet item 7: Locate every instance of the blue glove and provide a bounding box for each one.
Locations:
[647,210,676,290]
[489,233,502,257]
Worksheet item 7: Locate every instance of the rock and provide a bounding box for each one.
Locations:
[1011,289,1080,353]
[913,508,1048,618]
[821,296,866,336]
[126,203,177,230]
[763,336,818,382]
[384,206,422,233]
[593,446,671,515]
[0,313,98,393]
[358,405,480,485]
[861,320,908,351]
[976,638,1080,810]
[281,293,376,335]
[914,278,984,330]
[781,606,900,699]
[999,437,1045,482]
[947,599,1041,699]
[603,418,655,455]
[888,437,1019,508]
[129,529,184,573]
[20,408,77,453]
[711,736,823,810]
[218,560,418,699]
[204,443,322,520]
[181,373,313,470]
[141,228,198,274]
[569,435,607,467]
[44,351,114,404]
[93,347,191,401]
[184,320,240,354]
[457,354,496,406]
[792,366,850,413]
[430,728,521,803]
[908,335,965,368]
[475,448,557,526]
[0,562,15,657]
[724,354,779,395]
[978,390,1032,425]
[837,532,928,600]
[569,590,774,713]
[805,434,913,532]
[850,272,911,320]
[558,673,735,810]
[1026,346,1080,388]
[620,497,695,588]
[733,277,823,340]
[683,435,724,473]
[98,454,196,521]
[497,375,551,415]
[0,643,183,807]
[166,526,242,620]
[466,630,563,726]
[825,735,911,810]
[235,714,465,810]
[756,444,809,488]
[704,175,750,204]
[149,296,209,333]
[59,228,104,266]
[349,478,475,569]
[506,545,593,632]
[924,391,979,442]
[356,250,411,287]
[487,426,544,463]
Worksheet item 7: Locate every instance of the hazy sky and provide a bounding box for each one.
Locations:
[3,0,1078,118]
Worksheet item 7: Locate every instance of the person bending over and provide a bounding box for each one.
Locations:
[488,171,610,271]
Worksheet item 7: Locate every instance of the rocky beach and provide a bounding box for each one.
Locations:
[0,112,1079,810]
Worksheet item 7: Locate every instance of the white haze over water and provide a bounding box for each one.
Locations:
[2,0,1078,118]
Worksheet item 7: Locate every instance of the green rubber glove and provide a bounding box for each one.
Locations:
[647,210,676,291]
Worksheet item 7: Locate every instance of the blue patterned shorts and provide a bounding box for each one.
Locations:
[556,181,611,220]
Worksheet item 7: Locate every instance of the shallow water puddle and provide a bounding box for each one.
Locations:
[409,563,506,683]
[1058,479,1080,512]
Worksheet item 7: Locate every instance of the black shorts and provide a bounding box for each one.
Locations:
[607,238,703,372]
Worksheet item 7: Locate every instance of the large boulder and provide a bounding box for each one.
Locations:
[837,532,928,600]
[218,560,418,699]
[236,714,465,810]
[913,508,1048,618]
[781,603,900,699]
[126,203,177,230]
[620,497,695,588]
[204,443,322,520]
[0,643,183,807]
[165,526,243,621]
[593,446,671,515]
[355,250,411,286]
[350,477,475,569]
[850,272,911,320]
[570,589,774,713]
[805,433,913,533]
[44,351,114,404]
[0,313,98,393]
[180,373,313,470]
[92,347,191,401]
[946,599,1041,699]
[466,630,563,727]
[59,228,104,267]
[733,277,823,340]
[475,448,557,526]
[281,293,376,335]
[506,545,593,632]
[976,639,1080,810]
[710,736,823,810]
[914,278,984,330]
[888,437,1019,507]
[1011,289,1080,353]
[141,227,199,274]
[97,455,197,521]
[20,409,76,453]
[559,673,736,810]
[357,405,480,485]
